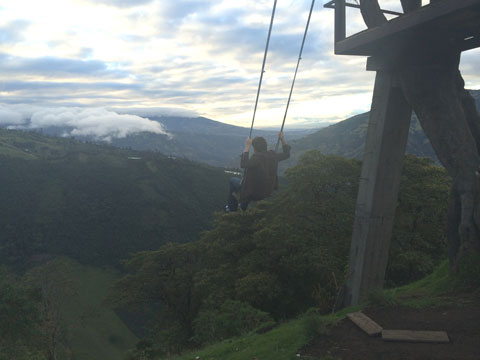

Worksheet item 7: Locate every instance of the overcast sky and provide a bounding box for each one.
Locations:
[1,0,479,133]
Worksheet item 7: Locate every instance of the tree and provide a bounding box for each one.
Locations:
[387,156,451,286]
[359,0,480,269]
[113,243,203,354]
[24,260,74,360]
[0,268,45,360]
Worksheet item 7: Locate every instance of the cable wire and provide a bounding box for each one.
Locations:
[275,0,316,152]
[249,0,278,138]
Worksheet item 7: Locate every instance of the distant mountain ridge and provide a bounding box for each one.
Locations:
[152,116,251,135]
[5,115,317,167]
[110,116,318,167]
[2,90,478,168]
[281,113,437,170]
[280,89,480,171]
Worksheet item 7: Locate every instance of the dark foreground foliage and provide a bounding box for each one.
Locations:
[113,151,451,357]
[0,129,230,268]
[0,268,45,360]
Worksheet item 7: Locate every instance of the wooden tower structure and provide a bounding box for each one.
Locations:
[324,0,480,306]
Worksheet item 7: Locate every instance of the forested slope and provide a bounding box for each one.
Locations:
[0,128,230,267]
[114,151,451,357]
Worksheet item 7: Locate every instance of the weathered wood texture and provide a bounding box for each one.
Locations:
[344,70,411,306]
[335,0,346,44]
[382,329,450,343]
[336,0,480,55]
[401,0,421,13]
[359,0,387,28]
[340,0,480,307]
[346,312,383,336]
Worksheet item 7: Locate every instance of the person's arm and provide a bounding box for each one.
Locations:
[243,137,252,153]
[276,132,291,161]
[240,137,259,169]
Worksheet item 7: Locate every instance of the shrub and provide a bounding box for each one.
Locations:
[302,311,329,341]
[192,300,274,345]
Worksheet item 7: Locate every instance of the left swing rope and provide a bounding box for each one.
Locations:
[249,0,278,138]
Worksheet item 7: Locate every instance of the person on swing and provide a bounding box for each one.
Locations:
[225,132,291,212]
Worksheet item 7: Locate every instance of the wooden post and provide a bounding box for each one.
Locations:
[344,69,412,306]
[335,0,346,48]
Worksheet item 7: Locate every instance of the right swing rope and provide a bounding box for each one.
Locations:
[275,0,316,152]
[248,0,316,149]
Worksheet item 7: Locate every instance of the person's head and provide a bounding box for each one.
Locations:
[252,136,267,153]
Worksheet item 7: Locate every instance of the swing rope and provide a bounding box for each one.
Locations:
[249,0,277,138]
[275,0,316,152]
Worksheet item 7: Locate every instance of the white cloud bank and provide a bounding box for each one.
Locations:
[0,104,169,142]
[0,0,478,128]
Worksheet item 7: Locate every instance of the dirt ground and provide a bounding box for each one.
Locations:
[300,297,480,360]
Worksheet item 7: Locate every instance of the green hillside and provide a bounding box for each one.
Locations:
[0,128,230,267]
[25,257,139,360]
[0,129,233,359]
[1,92,477,359]
[1,256,140,360]
[0,128,73,159]
[7,116,316,168]
[114,151,452,358]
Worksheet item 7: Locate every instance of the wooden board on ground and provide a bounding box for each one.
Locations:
[346,312,383,336]
[382,329,449,343]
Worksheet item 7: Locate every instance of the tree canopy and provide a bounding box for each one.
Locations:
[0,129,230,268]
[113,151,451,356]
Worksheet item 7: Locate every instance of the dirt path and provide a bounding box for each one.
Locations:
[300,299,480,360]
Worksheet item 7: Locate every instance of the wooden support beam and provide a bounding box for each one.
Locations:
[366,56,393,71]
[335,0,346,46]
[382,329,450,343]
[324,0,403,16]
[347,312,383,336]
[335,0,480,55]
[344,70,412,306]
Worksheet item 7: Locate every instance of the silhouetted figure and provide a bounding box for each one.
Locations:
[226,132,290,212]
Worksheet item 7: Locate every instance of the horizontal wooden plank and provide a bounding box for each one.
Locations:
[324,0,403,16]
[347,312,383,336]
[382,329,450,343]
[335,0,480,56]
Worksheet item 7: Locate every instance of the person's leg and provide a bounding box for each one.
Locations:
[226,177,242,212]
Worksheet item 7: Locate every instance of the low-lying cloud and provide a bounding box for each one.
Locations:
[0,104,169,142]
[1,0,479,128]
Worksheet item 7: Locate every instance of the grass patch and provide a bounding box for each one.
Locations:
[395,261,453,297]
[26,257,138,360]
[388,259,480,308]
[166,317,309,360]
[63,259,138,360]
[165,309,348,360]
